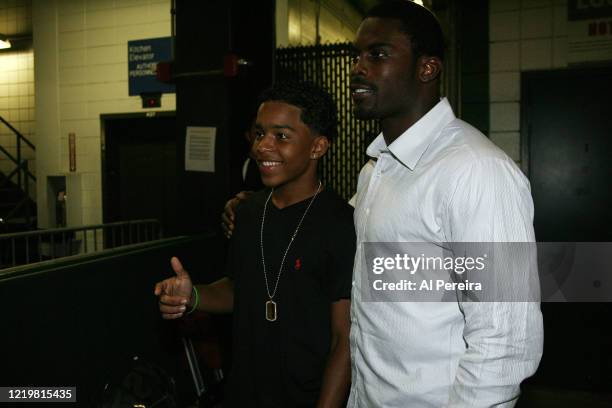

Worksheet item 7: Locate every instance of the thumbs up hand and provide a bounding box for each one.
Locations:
[154,257,195,319]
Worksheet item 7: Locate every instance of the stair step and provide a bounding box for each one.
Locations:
[0,188,29,201]
[0,203,36,220]
[1,215,37,224]
[0,201,23,208]
[0,219,37,234]
[0,201,19,212]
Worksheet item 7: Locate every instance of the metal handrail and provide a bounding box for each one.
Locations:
[0,116,35,150]
[0,115,36,193]
[0,160,34,227]
[0,159,36,188]
[0,219,160,239]
[0,219,163,269]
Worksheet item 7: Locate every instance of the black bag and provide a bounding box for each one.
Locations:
[93,356,178,408]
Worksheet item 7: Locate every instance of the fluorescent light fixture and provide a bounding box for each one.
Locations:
[0,34,11,49]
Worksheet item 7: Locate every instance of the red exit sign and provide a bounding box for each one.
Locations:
[588,20,612,35]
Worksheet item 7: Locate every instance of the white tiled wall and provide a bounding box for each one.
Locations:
[489,0,568,163]
[0,0,32,34]
[33,0,175,227]
[0,0,35,191]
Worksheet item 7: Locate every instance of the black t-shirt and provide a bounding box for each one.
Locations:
[224,188,355,408]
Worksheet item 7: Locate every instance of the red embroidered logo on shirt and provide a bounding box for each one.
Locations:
[295,258,302,271]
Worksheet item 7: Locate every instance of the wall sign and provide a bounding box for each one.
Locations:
[69,132,76,172]
[568,0,612,64]
[128,37,175,96]
[185,127,216,173]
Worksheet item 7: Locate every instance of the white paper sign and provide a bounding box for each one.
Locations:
[185,126,216,172]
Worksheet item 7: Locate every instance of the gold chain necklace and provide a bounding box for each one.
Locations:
[260,181,322,322]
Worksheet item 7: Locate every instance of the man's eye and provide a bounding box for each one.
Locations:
[255,131,264,139]
[276,133,288,140]
[368,49,388,59]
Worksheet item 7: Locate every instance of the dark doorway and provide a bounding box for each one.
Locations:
[103,113,177,237]
[522,67,612,242]
[521,68,612,394]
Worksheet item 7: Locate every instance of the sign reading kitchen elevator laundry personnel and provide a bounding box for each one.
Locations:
[128,37,175,96]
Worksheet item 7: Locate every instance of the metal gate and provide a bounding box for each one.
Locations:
[277,43,379,201]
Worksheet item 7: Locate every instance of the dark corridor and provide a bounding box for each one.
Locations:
[520,68,612,400]
[523,67,612,242]
[103,114,177,237]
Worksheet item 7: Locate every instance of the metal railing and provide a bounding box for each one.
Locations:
[0,115,36,226]
[1,160,33,225]
[0,115,36,187]
[0,219,162,269]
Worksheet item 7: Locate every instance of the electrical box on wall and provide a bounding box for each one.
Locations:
[46,174,82,228]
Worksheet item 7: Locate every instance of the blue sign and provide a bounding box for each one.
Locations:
[569,0,612,21]
[128,37,175,96]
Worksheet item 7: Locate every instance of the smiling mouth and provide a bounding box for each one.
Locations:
[350,85,375,100]
[258,160,283,168]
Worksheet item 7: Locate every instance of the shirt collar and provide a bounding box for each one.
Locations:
[365,97,456,170]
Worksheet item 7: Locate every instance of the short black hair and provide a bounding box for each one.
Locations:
[366,0,445,62]
[257,80,338,140]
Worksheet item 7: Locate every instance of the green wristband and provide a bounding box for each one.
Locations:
[187,286,199,314]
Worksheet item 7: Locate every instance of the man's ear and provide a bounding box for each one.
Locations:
[310,136,330,160]
[418,56,442,83]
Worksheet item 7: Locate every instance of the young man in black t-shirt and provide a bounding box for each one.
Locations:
[155,81,355,407]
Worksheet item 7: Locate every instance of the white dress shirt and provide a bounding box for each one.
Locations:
[347,98,544,407]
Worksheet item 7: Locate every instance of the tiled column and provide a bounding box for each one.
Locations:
[489,0,568,165]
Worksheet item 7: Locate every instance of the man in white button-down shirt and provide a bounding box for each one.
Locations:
[347,1,543,407]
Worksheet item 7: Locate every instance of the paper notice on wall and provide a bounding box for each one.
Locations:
[185,126,216,172]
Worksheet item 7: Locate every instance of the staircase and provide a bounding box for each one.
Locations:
[0,115,36,234]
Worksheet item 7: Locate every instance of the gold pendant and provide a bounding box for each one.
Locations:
[265,300,277,322]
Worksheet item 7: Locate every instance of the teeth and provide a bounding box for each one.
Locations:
[261,161,281,167]
[353,88,372,94]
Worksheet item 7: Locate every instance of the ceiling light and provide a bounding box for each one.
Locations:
[0,34,11,49]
